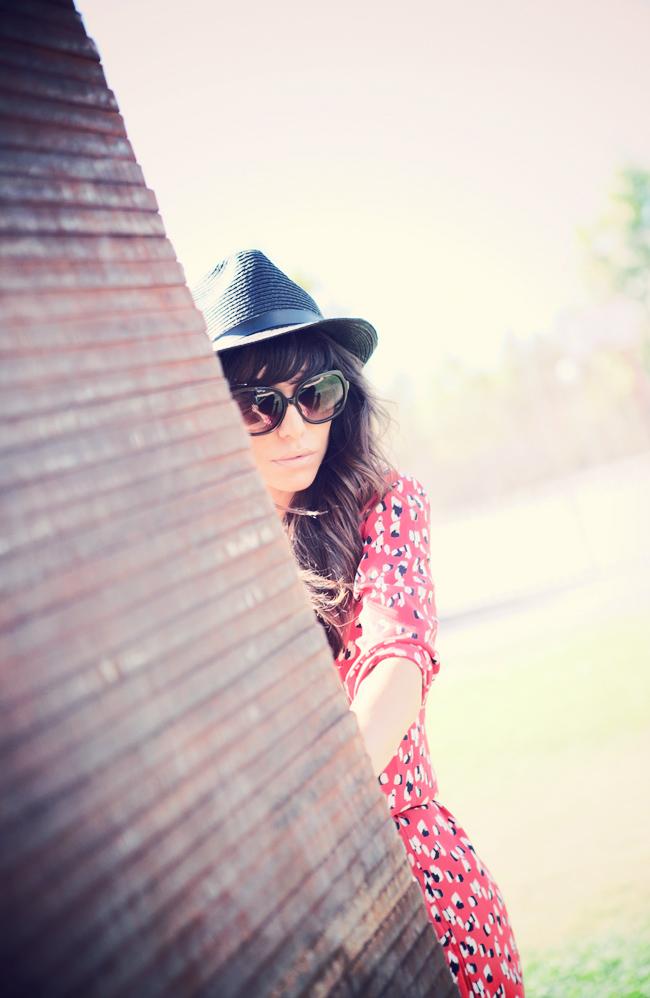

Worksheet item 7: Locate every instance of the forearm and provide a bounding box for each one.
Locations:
[349,656,422,778]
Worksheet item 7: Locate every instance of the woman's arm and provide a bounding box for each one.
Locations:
[349,656,422,778]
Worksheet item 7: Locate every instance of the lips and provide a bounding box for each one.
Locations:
[273,452,315,462]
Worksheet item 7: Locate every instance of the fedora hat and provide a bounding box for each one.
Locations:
[191,248,378,365]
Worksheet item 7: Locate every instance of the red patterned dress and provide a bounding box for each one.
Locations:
[334,470,525,997]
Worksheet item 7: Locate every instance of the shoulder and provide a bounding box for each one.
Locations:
[353,470,434,595]
[359,469,431,540]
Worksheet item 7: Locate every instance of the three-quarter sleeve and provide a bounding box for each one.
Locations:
[342,472,441,706]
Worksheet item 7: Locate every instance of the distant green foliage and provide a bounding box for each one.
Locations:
[584,166,650,307]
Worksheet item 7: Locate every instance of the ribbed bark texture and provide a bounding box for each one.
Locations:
[0,2,458,995]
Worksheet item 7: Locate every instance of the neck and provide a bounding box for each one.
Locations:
[274,502,289,523]
[268,484,294,521]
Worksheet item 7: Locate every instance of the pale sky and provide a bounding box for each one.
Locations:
[78,0,650,383]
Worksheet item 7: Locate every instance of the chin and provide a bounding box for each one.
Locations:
[272,465,318,491]
[276,469,315,488]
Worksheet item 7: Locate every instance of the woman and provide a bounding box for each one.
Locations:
[192,249,525,997]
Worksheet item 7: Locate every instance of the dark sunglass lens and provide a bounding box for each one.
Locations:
[235,389,282,433]
[297,373,345,421]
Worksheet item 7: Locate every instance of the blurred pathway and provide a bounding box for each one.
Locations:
[430,449,650,625]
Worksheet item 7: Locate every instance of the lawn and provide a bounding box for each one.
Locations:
[523,928,650,998]
[425,577,650,994]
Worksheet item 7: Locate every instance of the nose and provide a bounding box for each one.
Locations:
[277,398,306,440]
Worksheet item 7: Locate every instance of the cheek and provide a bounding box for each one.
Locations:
[319,423,332,452]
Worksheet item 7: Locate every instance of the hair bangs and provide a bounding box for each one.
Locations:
[220,331,337,388]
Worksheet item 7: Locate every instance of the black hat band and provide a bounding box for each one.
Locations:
[218,307,321,341]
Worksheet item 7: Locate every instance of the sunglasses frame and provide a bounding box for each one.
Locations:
[231,368,350,436]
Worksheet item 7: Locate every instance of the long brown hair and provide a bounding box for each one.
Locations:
[218,330,395,658]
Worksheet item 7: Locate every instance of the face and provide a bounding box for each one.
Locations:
[248,370,332,513]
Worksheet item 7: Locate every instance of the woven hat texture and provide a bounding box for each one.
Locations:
[191,249,377,365]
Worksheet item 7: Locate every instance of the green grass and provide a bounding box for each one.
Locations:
[423,593,650,973]
[429,607,650,768]
[524,931,650,997]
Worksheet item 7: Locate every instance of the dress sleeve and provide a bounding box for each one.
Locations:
[343,472,441,706]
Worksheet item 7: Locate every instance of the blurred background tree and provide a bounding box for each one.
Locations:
[385,165,650,514]
[583,166,650,308]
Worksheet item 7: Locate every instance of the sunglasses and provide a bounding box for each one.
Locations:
[231,369,350,436]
